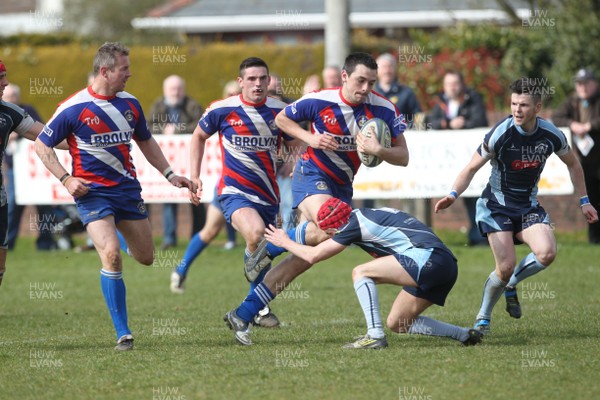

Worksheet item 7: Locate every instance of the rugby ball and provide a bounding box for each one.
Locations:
[357,118,391,167]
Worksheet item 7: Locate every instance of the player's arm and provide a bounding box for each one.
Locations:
[21,121,68,150]
[188,124,212,205]
[34,137,90,198]
[136,136,196,194]
[275,110,338,151]
[434,151,488,213]
[265,224,346,264]
[359,132,409,167]
[559,149,599,223]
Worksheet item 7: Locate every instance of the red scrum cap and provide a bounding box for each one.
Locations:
[0,60,6,74]
[317,198,352,231]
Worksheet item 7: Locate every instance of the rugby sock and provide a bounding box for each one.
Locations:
[244,248,270,295]
[0,271,3,287]
[354,277,384,339]
[408,316,470,342]
[507,252,546,288]
[476,271,508,321]
[265,221,308,258]
[175,233,206,278]
[236,282,274,323]
[116,230,130,255]
[100,269,131,340]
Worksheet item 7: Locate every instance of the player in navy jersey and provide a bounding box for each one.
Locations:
[34,43,195,350]
[187,57,302,327]
[245,198,482,348]
[435,77,598,335]
[0,60,65,288]
[224,53,410,345]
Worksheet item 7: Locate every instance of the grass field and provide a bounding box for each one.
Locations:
[1,231,599,400]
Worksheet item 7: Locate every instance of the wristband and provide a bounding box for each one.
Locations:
[59,173,71,184]
[163,166,175,181]
[449,190,458,199]
[580,196,590,207]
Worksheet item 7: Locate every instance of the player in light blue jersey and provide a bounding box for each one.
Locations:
[435,77,598,335]
[237,198,482,348]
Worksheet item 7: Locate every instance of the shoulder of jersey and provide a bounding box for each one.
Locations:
[206,95,242,111]
[537,118,563,136]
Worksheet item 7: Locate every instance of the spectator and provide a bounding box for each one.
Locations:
[426,71,489,246]
[149,75,205,250]
[552,68,600,244]
[2,83,56,251]
[374,53,421,128]
[322,66,342,88]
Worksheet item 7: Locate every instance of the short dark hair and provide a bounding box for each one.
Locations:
[342,52,377,76]
[239,57,269,77]
[510,77,542,104]
[93,42,129,75]
[445,70,465,85]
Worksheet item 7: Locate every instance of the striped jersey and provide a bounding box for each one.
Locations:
[477,116,570,208]
[0,101,35,204]
[332,208,455,273]
[198,94,291,206]
[39,87,152,189]
[284,88,406,185]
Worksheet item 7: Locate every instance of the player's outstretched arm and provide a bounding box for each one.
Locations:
[136,136,196,193]
[435,151,487,213]
[265,224,346,264]
[560,150,599,224]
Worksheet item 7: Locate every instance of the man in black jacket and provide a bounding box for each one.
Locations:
[552,68,600,244]
[149,75,205,249]
[426,71,489,246]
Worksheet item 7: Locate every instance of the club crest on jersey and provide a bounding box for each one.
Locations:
[0,115,8,130]
[316,181,328,191]
[91,130,134,148]
[357,115,369,128]
[268,119,278,131]
[231,134,278,152]
[124,109,135,122]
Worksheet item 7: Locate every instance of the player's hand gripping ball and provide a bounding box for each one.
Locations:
[357,118,391,167]
[317,198,353,231]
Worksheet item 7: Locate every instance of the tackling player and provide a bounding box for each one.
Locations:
[35,43,195,350]
[435,77,598,334]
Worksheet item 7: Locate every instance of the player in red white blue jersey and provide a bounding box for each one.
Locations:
[35,43,195,350]
[188,57,301,327]
[224,53,410,345]
[0,60,60,288]
[435,77,598,335]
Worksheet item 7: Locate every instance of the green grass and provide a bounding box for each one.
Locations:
[1,232,599,400]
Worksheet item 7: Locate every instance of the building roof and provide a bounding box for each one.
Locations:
[132,0,532,32]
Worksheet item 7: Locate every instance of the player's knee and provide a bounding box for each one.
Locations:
[201,226,220,242]
[386,316,409,334]
[104,249,123,269]
[535,249,556,266]
[135,252,154,266]
[351,265,367,282]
